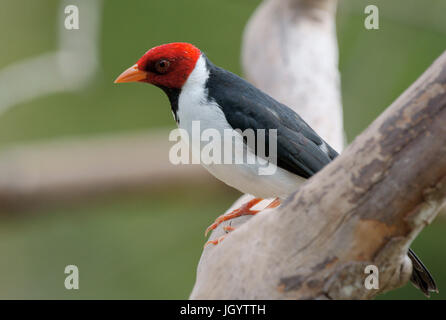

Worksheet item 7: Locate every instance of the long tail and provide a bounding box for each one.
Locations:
[408,248,438,297]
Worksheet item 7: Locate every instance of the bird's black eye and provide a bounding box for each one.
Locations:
[155,59,170,74]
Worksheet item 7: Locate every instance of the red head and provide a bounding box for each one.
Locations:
[114,43,201,89]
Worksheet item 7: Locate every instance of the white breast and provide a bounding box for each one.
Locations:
[176,55,305,199]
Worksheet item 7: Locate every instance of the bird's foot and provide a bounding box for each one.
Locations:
[204,197,281,247]
[204,198,263,237]
[203,226,237,247]
[204,235,226,247]
[265,197,281,209]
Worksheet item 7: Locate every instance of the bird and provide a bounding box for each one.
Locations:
[114,42,438,297]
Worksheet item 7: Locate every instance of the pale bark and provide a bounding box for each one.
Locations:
[190,0,446,299]
[191,49,446,300]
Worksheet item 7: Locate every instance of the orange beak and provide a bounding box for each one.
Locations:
[114,64,148,83]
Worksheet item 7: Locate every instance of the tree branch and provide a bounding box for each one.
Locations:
[0,131,212,211]
[190,50,446,299]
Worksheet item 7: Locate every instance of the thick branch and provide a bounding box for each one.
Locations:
[190,51,446,299]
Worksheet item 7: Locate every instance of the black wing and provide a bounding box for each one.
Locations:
[205,60,338,179]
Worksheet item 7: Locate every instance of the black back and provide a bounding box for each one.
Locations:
[204,57,338,179]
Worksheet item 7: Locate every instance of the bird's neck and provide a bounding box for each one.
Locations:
[166,55,211,125]
[159,86,181,123]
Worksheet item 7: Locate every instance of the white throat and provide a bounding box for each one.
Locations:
[182,54,209,91]
[177,55,226,134]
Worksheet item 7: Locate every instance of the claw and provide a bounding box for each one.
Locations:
[265,197,281,209]
[204,235,227,248]
[223,225,235,233]
[204,198,263,236]
[203,198,282,248]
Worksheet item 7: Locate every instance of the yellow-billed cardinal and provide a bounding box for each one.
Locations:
[115,43,437,297]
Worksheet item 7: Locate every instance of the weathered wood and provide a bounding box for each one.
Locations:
[190,48,446,300]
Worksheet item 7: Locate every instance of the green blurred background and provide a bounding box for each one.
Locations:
[0,0,445,299]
